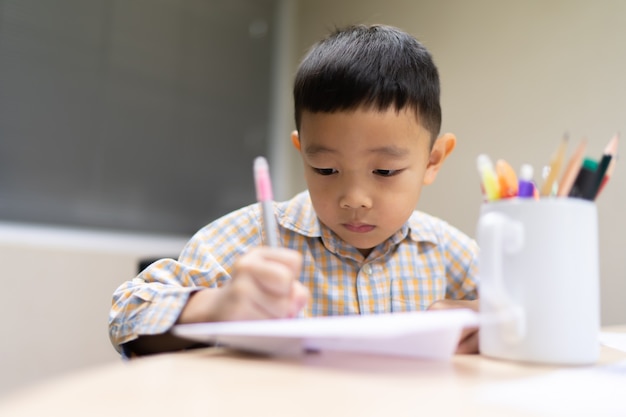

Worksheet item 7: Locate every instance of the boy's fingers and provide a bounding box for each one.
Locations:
[259,247,303,276]
[428,299,479,312]
[220,276,290,320]
[288,281,310,318]
[456,326,479,354]
[426,300,480,354]
[235,247,303,296]
[247,280,308,319]
[235,247,303,274]
[247,246,303,275]
[217,277,262,321]
[225,247,306,320]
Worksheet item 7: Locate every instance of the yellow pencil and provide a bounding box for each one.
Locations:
[540,133,569,196]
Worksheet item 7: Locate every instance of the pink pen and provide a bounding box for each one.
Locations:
[254,156,279,247]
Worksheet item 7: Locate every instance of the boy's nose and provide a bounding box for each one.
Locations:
[339,184,373,209]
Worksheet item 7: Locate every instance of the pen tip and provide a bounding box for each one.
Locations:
[254,156,269,171]
[605,134,620,155]
[520,164,533,180]
[476,154,493,171]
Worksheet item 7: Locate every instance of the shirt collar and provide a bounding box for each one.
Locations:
[276,191,322,237]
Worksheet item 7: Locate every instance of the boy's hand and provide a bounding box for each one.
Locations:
[427,299,479,354]
[178,247,309,324]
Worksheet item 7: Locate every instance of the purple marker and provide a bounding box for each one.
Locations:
[518,164,535,198]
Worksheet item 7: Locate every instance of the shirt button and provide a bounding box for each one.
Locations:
[362,264,372,274]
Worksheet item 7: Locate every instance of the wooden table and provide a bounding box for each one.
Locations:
[1,327,624,417]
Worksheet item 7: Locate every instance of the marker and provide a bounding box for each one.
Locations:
[590,133,619,200]
[495,159,518,198]
[517,164,534,198]
[477,154,500,202]
[568,158,599,200]
[557,139,587,197]
[540,133,568,196]
[595,155,617,198]
[254,156,279,247]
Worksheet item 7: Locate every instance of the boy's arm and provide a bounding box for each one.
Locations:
[109,206,260,355]
[108,258,208,356]
[109,204,309,356]
[108,207,247,355]
[114,248,308,356]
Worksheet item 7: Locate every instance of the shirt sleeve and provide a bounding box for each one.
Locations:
[108,204,263,352]
[441,223,479,300]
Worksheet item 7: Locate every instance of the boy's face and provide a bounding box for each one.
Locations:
[294,108,454,257]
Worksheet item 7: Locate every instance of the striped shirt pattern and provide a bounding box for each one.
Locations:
[109,191,478,351]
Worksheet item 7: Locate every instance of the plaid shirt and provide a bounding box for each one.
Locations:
[109,191,478,352]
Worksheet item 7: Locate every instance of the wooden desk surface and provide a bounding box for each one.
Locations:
[1,327,625,417]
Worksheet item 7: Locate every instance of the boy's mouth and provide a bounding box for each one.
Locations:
[343,223,375,233]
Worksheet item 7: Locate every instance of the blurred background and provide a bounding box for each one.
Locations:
[1,0,624,396]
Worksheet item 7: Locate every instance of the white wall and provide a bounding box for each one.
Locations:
[279,0,626,325]
[0,223,187,396]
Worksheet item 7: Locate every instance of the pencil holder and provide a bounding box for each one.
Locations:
[477,198,600,365]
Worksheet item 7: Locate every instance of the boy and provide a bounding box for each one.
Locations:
[109,24,479,357]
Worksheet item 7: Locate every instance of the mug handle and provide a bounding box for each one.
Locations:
[477,211,526,344]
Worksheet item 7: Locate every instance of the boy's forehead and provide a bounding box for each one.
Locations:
[298,109,431,141]
[300,107,425,125]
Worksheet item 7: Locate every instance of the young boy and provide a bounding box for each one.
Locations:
[109,24,479,357]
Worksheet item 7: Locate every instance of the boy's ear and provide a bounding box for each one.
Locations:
[291,130,301,151]
[423,133,456,185]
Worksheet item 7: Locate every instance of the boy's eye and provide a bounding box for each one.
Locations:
[313,168,337,176]
[373,169,400,177]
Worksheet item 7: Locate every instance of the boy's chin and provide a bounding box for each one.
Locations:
[342,236,386,254]
[328,225,391,253]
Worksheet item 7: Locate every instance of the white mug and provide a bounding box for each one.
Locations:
[477,198,600,365]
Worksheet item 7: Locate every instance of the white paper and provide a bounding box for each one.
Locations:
[172,309,478,359]
[599,331,626,353]
[478,360,626,416]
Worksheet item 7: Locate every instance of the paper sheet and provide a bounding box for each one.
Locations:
[599,331,626,353]
[172,309,478,359]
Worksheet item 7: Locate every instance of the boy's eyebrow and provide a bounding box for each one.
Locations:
[368,145,410,158]
[304,145,409,157]
[303,144,335,156]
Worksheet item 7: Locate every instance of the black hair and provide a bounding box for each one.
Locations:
[294,24,441,144]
